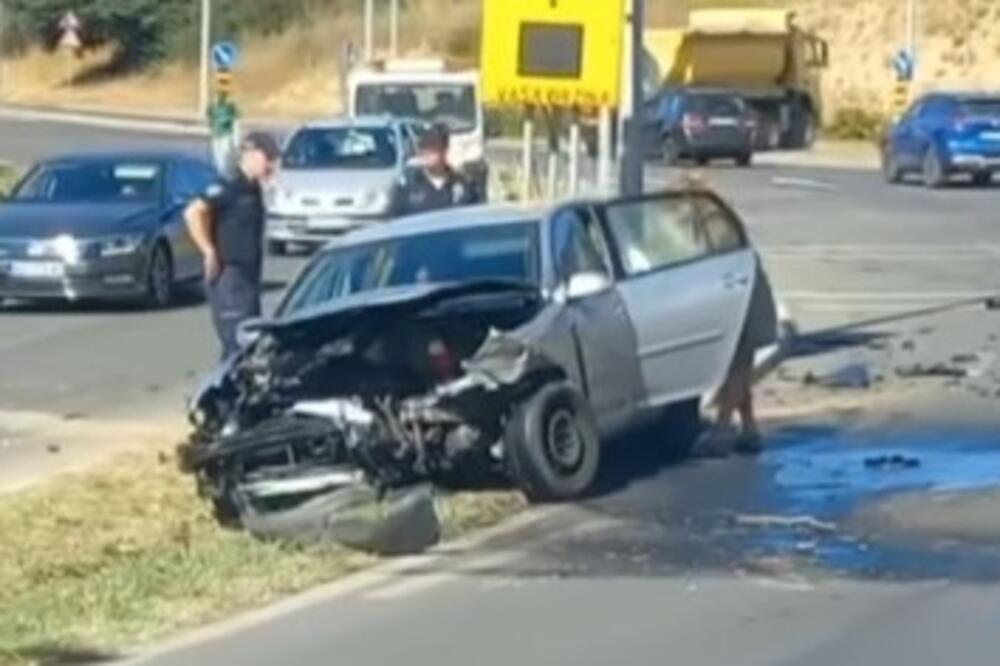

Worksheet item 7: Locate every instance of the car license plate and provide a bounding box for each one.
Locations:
[980,131,1000,141]
[308,217,358,231]
[10,261,65,279]
[708,117,739,127]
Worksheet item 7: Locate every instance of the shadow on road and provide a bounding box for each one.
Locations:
[2,644,120,665]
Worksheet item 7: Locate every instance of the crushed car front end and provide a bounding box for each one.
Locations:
[180,281,570,543]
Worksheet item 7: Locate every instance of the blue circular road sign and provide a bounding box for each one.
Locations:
[212,42,240,71]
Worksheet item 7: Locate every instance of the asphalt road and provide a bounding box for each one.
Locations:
[4,116,1000,663]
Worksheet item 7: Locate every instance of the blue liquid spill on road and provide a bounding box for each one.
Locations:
[728,427,1000,579]
[766,428,1000,512]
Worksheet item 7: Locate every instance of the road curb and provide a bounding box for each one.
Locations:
[0,104,209,137]
[120,505,561,664]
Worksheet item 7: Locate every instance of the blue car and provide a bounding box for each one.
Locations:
[882,93,1000,188]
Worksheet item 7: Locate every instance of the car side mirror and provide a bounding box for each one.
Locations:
[236,317,265,348]
[565,272,612,301]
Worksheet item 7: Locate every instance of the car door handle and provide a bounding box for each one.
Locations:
[724,273,750,289]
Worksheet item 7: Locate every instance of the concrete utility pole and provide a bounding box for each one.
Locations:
[364,0,375,61]
[619,0,645,196]
[0,0,6,98]
[198,0,212,116]
[389,0,400,58]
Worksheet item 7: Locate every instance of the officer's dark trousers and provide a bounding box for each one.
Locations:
[207,266,261,360]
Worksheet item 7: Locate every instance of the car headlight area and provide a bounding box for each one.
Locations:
[26,233,148,264]
[97,233,147,258]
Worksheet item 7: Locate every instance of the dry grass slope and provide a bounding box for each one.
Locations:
[1,0,999,125]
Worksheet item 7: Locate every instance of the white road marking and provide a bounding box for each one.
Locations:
[783,291,996,302]
[770,176,838,191]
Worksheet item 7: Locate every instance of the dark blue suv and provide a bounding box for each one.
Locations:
[882,93,1000,188]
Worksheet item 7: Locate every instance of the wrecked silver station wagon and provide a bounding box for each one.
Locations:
[182,190,764,539]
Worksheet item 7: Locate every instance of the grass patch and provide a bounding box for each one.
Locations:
[0,446,525,665]
[0,165,23,197]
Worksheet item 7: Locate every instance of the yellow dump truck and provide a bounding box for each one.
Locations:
[646,8,829,149]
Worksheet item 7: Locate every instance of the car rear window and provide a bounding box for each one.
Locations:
[958,99,1000,117]
[685,95,744,117]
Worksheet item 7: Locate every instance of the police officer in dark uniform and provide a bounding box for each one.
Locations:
[397,123,477,217]
[185,132,280,359]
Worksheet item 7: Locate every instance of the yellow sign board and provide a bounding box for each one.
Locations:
[481,0,625,111]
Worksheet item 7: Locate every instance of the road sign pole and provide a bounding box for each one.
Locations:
[568,118,581,196]
[364,0,375,61]
[198,0,212,115]
[389,0,400,58]
[905,0,918,62]
[521,110,535,202]
[620,0,645,196]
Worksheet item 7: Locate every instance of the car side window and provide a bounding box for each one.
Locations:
[692,195,747,254]
[170,161,212,202]
[604,195,711,277]
[551,207,613,283]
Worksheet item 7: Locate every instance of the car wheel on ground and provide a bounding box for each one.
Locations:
[922,148,948,189]
[662,135,680,166]
[736,153,753,168]
[504,382,601,503]
[659,398,704,458]
[882,147,904,184]
[792,109,817,149]
[972,172,993,187]
[143,243,174,309]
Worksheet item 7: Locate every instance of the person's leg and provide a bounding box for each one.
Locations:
[208,268,259,361]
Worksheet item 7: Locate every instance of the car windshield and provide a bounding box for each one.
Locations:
[12,161,162,203]
[355,83,478,134]
[283,127,398,170]
[958,99,1000,117]
[686,95,744,117]
[280,222,539,316]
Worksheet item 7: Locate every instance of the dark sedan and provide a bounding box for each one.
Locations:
[0,152,218,308]
[644,88,755,166]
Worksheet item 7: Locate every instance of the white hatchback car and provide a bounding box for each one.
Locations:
[266,116,425,255]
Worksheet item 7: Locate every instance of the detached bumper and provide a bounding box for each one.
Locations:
[0,254,147,301]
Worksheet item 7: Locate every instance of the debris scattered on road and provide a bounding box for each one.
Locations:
[46,443,61,455]
[985,296,1000,311]
[895,363,967,379]
[901,339,917,352]
[864,454,921,471]
[734,514,838,534]
[804,363,873,390]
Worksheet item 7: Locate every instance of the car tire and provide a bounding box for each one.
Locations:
[922,148,948,189]
[794,109,817,150]
[143,243,174,309]
[504,382,601,503]
[882,147,904,184]
[972,172,993,187]
[736,153,753,168]
[268,240,287,257]
[662,135,680,166]
[659,398,704,458]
